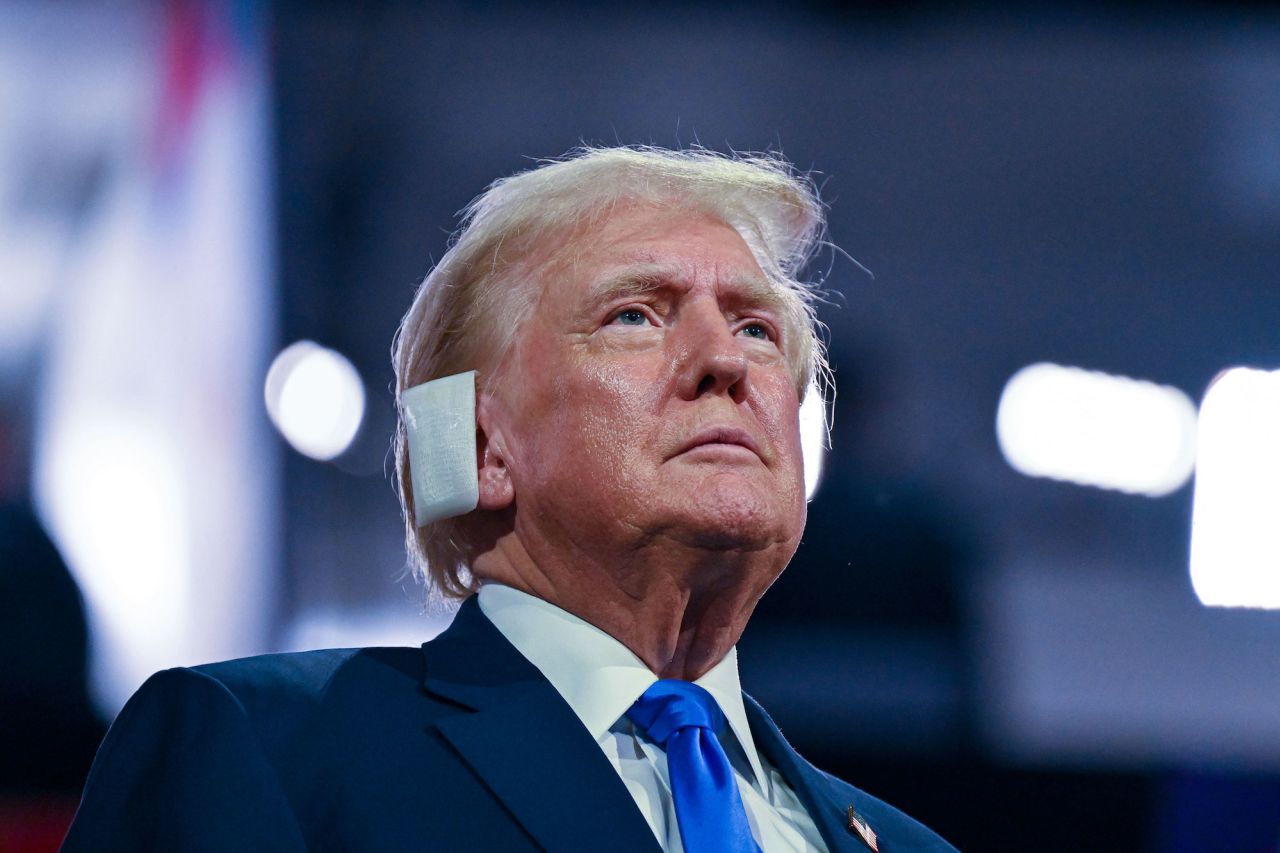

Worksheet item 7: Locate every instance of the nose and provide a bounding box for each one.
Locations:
[673,303,748,402]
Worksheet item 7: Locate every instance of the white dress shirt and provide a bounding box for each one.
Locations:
[478,584,828,853]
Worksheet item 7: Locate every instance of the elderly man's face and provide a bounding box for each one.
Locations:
[490,206,807,568]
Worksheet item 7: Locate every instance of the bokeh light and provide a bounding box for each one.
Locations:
[264,341,366,461]
[799,380,827,500]
[1191,367,1280,609]
[997,362,1197,496]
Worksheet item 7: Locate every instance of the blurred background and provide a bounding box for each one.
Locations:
[2,1,1279,850]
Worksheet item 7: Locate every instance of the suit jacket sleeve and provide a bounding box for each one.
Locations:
[62,667,308,852]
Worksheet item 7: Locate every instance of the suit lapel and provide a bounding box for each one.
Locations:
[422,598,660,853]
[743,693,870,852]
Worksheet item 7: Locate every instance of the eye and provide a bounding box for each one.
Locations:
[610,308,651,327]
[738,322,773,341]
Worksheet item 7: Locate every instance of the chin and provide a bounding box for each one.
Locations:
[669,476,800,553]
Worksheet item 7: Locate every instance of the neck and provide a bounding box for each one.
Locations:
[471,530,789,680]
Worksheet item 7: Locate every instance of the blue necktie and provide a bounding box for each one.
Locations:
[626,680,761,853]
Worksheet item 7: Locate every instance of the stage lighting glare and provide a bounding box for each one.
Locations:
[996,362,1197,496]
[36,415,191,710]
[799,380,827,500]
[1190,367,1280,609]
[265,341,365,461]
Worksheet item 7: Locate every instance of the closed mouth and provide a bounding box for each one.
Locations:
[675,426,762,460]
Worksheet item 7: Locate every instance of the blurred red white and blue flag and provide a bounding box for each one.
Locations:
[0,0,277,716]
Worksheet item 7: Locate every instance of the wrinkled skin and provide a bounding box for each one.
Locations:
[470,206,807,680]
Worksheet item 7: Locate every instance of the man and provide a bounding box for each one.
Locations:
[64,147,957,851]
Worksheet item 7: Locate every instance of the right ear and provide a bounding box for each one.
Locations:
[475,392,515,511]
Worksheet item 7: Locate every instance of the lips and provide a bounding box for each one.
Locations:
[675,426,763,460]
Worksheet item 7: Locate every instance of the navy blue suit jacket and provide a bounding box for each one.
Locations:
[64,597,958,852]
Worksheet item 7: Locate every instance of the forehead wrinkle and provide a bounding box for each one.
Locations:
[577,263,687,316]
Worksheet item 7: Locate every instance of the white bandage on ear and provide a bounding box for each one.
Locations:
[401,370,479,527]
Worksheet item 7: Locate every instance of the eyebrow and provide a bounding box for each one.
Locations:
[584,264,676,306]
[584,263,788,317]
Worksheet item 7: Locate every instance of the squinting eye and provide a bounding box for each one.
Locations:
[739,323,770,340]
[612,309,649,326]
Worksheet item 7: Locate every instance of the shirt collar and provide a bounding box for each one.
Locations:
[477,583,768,788]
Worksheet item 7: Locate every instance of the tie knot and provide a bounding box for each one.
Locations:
[626,680,725,747]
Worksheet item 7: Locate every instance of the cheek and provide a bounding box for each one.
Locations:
[565,361,656,456]
[757,386,808,518]
[757,384,804,460]
[527,355,658,478]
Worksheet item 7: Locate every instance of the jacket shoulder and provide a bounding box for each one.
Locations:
[192,646,423,706]
[181,646,426,748]
[64,646,429,851]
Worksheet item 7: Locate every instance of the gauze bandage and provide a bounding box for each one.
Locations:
[401,371,479,526]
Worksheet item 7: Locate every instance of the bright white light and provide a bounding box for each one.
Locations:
[996,362,1198,496]
[35,414,191,711]
[800,381,828,500]
[1190,367,1280,609]
[265,341,365,460]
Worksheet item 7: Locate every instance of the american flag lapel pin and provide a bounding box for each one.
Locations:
[847,805,879,852]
